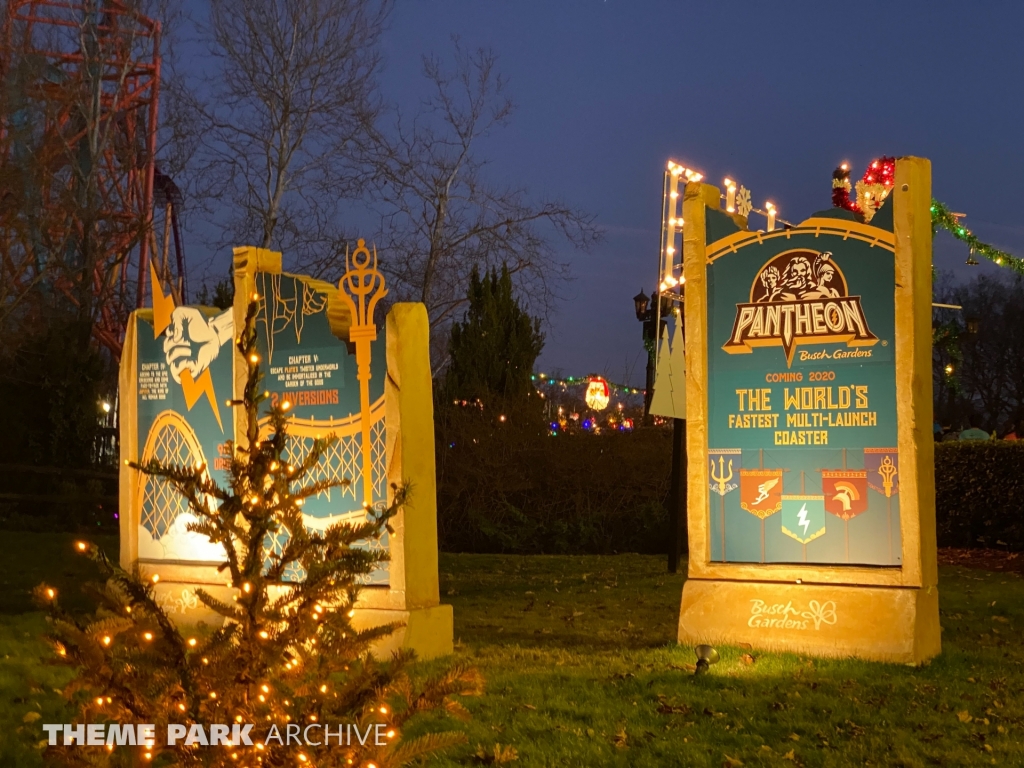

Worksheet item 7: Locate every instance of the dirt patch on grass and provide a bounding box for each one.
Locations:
[938,547,1023,574]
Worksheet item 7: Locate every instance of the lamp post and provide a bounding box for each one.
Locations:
[635,287,686,573]
[634,289,657,421]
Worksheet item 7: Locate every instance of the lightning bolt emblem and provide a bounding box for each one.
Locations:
[150,260,224,433]
[181,368,223,432]
[796,503,810,538]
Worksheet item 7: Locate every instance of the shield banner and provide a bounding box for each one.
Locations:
[708,449,740,497]
[865,448,899,497]
[781,495,826,544]
[739,468,784,519]
[822,470,869,521]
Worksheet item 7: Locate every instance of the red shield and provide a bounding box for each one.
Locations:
[821,470,868,520]
[739,469,784,519]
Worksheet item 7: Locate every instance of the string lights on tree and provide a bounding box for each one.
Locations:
[34,299,481,767]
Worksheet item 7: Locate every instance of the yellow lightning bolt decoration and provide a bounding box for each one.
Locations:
[149,260,175,338]
[149,261,224,432]
[180,368,223,432]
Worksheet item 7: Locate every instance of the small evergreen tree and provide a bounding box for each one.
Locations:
[194,276,235,311]
[444,265,544,411]
[37,300,480,767]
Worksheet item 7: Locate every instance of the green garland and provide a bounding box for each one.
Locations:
[931,199,1024,274]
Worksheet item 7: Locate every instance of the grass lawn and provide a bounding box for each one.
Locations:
[2,533,1023,766]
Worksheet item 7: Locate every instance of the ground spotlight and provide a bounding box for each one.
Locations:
[695,645,720,675]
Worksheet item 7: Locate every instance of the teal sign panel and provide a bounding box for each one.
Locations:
[706,211,901,565]
[253,272,389,584]
[134,273,390,585]
[135,307,236,563]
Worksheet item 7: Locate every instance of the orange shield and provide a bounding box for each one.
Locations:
[821,470,868,520]
[739,469,784,519]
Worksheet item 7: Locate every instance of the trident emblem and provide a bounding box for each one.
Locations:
[878,455,897,498]
[709,456,735,497]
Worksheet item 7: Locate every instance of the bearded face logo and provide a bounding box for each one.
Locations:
[724,249,878,365]
[754,252,844,303]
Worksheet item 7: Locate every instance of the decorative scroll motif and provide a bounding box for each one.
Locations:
[157,588,200,616]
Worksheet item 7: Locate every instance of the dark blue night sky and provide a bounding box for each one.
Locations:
[183,1,1024,386]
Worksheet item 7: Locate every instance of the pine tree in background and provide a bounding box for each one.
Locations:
[36,299,480,767]
[444,264,544,412]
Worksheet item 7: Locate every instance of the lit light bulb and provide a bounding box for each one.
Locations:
[143,632,153,641]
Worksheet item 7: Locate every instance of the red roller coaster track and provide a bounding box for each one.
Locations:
[1,0,182,357]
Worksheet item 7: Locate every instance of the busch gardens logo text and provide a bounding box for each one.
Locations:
[723,250,878,366]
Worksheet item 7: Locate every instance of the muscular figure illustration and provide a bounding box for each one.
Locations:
[162,307,234,383]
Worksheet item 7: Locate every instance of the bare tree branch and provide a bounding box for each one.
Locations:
[359,38,601,336]
[182,0,390,267]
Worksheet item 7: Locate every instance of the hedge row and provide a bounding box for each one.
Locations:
[436,422,673,555]
[935,441,1024,550]
[435,431,1024,555]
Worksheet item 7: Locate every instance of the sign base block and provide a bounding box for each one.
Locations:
[678,578,940,664]
[352,605,454,661]
[149,576,454,661]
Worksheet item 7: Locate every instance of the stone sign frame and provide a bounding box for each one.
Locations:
[119,246,452,660]
[677,157,940,663]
